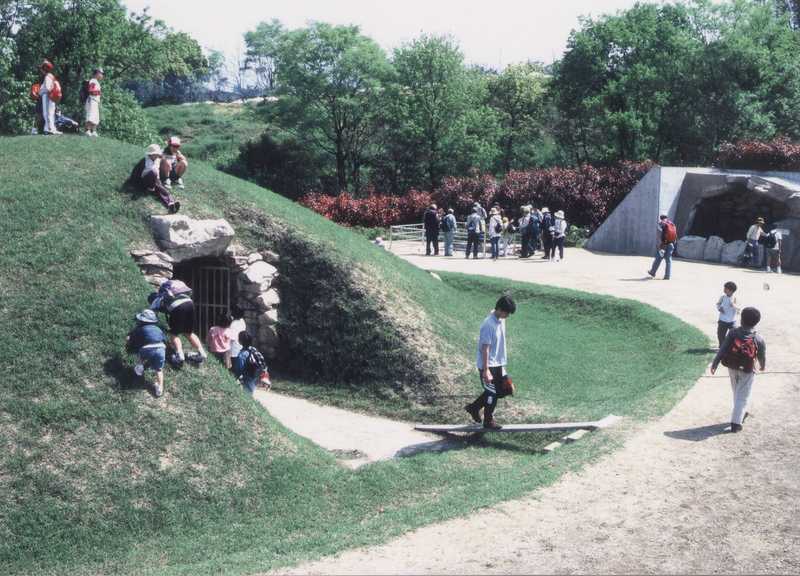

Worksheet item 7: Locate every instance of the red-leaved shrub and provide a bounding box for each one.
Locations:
[715,138,800,171]
[300,161,653,230]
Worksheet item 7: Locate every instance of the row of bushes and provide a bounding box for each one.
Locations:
[715,137,800,171]
[299,161,653,229]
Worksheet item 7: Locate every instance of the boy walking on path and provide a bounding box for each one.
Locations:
[647,214,677,280]
[716,281,739,348]
[464,295,517,430]
[710,307,766,433]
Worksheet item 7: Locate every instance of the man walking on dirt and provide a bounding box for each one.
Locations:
[647,214,677,280]
[464,295,517,429]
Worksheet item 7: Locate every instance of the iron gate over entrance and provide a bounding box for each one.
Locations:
[173,258,232,341]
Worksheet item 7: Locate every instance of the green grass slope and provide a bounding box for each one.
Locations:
[0,135,711,575]
[143,101,264,169]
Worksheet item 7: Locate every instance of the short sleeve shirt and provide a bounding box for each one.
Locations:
[476,312,506,369]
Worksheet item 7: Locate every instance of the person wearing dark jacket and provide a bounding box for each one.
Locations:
[540,207,554,260]
[126,309,167,397]
[424,203,440,256]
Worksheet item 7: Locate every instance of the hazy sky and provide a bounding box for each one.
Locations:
[122,0,655,68]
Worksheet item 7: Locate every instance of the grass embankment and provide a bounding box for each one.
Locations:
[0,135,711,576]
[143,101,265,169]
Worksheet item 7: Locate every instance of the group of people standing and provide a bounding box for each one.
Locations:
[423,202,569,261]
[34,59,103,136]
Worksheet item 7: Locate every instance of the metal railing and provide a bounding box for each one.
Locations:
[389,222,522,257]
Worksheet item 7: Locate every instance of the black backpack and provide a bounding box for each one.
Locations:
[244,346,267,377]
[763,232,777,249]
[79,80,91,104]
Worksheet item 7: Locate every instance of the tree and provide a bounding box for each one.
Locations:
[269,22,392,193]
[488,61,550,172]
[243,19,283,92]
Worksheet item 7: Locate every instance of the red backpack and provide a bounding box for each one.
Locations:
[663,220,677,244]
[49,79,62,103]
[721,335,758,372]
[30,83,41,101]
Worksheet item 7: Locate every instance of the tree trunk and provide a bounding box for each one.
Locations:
[335,134,347,193]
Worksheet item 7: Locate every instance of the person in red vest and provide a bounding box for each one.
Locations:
[647,214,677,280]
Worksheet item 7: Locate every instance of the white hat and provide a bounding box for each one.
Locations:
[145,143,162,156]
[135,309,159,324]
[541,207,550,213]
[555,210,565,218]
[522,205,531,213]
[168,136,181,147]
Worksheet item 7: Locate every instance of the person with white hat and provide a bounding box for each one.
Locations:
[125,309,167,397]
[83,68,104,136]
[161,136,188,189]
[552,209,568,261]
[131,144,180,213]
[488,207,503,260]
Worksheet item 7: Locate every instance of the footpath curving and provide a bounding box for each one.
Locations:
[277,246,800,575]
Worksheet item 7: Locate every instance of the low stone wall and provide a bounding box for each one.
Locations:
[676,235,758,266]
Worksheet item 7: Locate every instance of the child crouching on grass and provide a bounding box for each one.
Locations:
[710,307,766,433]
[233,332,271,395]
[126,309,167,398]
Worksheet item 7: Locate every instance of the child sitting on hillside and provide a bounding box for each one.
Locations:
[161,136,188,190]
[130,144,180,214]
[710,307,766,433]
[206,312,234,369]
[715,281,739,348]
[125,309,167,398]
[233,332,270,395]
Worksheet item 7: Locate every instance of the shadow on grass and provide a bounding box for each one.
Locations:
[618,277,654,282]
[663,422,730,441]
[103,352,153,395]
[686,347,716,355]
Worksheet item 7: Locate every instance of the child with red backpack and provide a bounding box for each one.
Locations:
[710,307,766,433]
[647,214,677,280]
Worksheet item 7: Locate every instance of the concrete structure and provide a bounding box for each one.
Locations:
[586,166,800,271]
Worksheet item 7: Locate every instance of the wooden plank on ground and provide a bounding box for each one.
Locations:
[542,441,562,453]
[414,414,620,434]
[562,429,589,443]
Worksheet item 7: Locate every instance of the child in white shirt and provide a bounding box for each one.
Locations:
[716,281,739,348]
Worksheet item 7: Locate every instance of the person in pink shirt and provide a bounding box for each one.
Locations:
[206,312,234,369]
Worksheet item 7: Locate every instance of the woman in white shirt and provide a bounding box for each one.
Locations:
[39,60,60,135]
[84,68,104,136]
[488,208,503,260]
[552,210,568,262]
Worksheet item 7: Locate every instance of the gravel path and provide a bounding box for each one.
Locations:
[280,247,800,575]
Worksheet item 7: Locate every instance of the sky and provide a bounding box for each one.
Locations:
[121,0,656,69]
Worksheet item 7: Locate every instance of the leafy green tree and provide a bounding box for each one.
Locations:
[268,22,392,193]
[243,19,284,92]
[487,61,550,171]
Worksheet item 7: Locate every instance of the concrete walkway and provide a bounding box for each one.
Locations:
[253,390,450,469]
[280,245,800,575]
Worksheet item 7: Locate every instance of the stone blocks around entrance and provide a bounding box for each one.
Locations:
[677,235,707,260]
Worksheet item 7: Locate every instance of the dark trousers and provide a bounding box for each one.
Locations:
[142,171,176,208]
[467,366,508,422]
[553,236,565,259]
[520,230,532,257]
[717,320,734,348]
[542,235,553,259]
[425,231,439,255]
[489,236,500,259]
[465,231,480,258]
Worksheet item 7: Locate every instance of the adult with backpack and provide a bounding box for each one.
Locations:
[760,227,782,274]
[423,203,440,256]
[529,207,542,255]
[441,208,457,256]
[551,210,568,262]
[488,208,503,260]
[465,206,483,259]
[234,332,270,395]
[743,217,765,268]
[81,68,104,137]
[647,214,677,280]
[517,206,532,258]
[38,60,62,135]
[148,279,207,367]
[710,307,766,433]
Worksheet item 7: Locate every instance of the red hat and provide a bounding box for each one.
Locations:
[41,60,54,71]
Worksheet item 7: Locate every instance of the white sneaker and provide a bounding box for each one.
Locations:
[134,363,145,376]
[91,131,99,137]
[175,178,185,189]
[153,382,163,398]
[162,179,172,189]
[85,130,93,137]
[777,267,782,274]
[766,266,772,273]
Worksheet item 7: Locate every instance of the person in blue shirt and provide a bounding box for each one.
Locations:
[464,295,517,429]
[126,309,167,398]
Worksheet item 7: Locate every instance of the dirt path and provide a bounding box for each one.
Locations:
[253,390,448,469]
[281,246,800,575]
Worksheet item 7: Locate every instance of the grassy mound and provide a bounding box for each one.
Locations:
[0,135,711,575]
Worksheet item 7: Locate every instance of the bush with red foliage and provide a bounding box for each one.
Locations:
[300,161,653,230]
[715,138,800,171]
